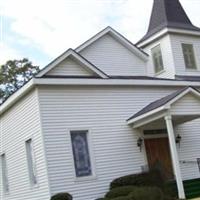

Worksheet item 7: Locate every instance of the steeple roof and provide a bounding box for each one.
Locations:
[138,0,200,44]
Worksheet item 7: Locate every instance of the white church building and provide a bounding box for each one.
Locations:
[1,0,200,199]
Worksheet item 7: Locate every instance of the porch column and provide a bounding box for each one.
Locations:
[164,115,185,199]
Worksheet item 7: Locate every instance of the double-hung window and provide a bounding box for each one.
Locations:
[1,153,9,193]
[70,130,92,178]
[25,139,37,185]
[182,43,197,69]
[151,45,164,74]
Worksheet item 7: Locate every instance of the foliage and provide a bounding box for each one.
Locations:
[105,186,136,199]
[50,193,72,200]
[110,170,165,190]
[0,58,39,103]
[128,186,164,200]
[111,196,131,200]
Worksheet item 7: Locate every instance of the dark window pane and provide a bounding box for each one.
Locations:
[152,45,164,73]
[71,131,92,177]
[182,43,197,69]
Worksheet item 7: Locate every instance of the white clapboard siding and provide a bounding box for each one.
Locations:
[143,35,176,79]
[170,34,200,76]
[0,89,50,200]
[46,57,95,76]
[171,93,200,115]
[176,119,200,180]
[79,33,147,76]
[38,85,200,200]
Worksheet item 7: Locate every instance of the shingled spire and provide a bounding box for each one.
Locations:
[138,0,200,44]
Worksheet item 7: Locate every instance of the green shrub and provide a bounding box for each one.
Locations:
[129,187,164,200]
[111,196,131,200]
[110,170,165,189]
[50,193,72,200]
[105,186,136,199]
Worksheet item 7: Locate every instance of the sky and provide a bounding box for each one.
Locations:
[0,0,200,68]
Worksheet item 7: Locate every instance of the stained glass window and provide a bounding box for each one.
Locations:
[70,131,92,177]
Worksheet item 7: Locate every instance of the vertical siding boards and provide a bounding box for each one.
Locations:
[39,85,200,200]
[79,34,147,76]
[46,57,95,77]
[0,89,50,200]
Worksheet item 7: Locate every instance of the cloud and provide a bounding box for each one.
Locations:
[0,42,22,64]
[1,0,200,66]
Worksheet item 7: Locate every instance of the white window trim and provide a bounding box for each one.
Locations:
[0,153,9,195]
[151,44,165,75]
[181,42,199,71]
[68,128,97,182]
[25,138,38,188]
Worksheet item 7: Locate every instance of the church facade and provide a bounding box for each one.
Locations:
[1,0,200,199]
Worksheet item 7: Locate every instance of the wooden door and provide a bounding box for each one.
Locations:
[144,137,174,179]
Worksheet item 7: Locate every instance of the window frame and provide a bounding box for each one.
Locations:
[151,44,165,75]
[25,138,38,187]
[0,153,9,194]
[69,129,96,181]
[181,43,197,70]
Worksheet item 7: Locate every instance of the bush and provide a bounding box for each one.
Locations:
[51,193,72,200]
[110,170,165,190]
[129,187,164,200]
[105,186,136,199]
[111,196,131,200]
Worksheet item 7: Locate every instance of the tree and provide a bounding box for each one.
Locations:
[0,58,40,104]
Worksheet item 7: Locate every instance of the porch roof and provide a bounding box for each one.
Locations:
[127,87,200,128]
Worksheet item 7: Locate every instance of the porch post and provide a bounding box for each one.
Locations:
[164,115,185,199]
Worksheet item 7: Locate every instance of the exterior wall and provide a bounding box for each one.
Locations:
[0,89,50,200]
[143,35,176,79]
[169,34,200,76]
[80,33,147,76]
[46,57,95,76]
[38,85,200,200]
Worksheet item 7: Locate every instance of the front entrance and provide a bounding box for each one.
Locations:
[144,137,174,179]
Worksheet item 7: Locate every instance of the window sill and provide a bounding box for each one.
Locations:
[185,69,200,72]
[74,175,97,183]
[155,69,165,76]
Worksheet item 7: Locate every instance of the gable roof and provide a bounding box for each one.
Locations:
[36,49,108,78]
[137,0,200,44]
[127,86,200,122]
[76,26,148,61]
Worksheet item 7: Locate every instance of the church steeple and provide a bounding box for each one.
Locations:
[138,0,200,44]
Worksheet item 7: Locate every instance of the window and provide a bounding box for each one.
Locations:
[182,43,197,69]
[25,139,37,185]
[1,154,9,193]
[70,131,92,177]
[151,45,164,74]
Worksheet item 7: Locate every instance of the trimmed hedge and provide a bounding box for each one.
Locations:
[105,186,136,199]
[129,187,164,200]
[50,193,72,200]
[110,170,165,189]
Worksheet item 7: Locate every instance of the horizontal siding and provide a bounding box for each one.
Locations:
[0,89,50,200]
[38,85,200,200]
[176,119,200,180]
[46,57,94,76]
[80,33,147,76]
[144,35,175,79]
[171,93,200,115]
[170,34,200,76]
